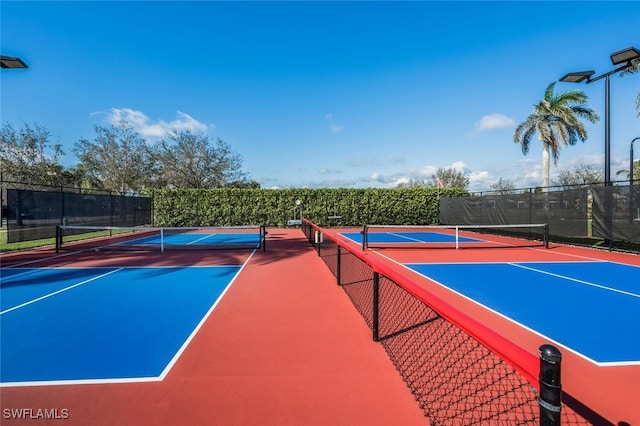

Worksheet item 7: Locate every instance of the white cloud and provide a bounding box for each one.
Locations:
[317,167,342,175]
[469,113,516,138]
[393,176,412,186]
[329,124,345,133]
[412,165,437,178]
[98,108,209,139]
[475,113,515,132]
[467,170,491,190]
[325,112,345,134]
[448,161,468,172]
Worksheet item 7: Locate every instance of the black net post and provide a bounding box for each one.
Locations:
[361,225,367,251]
[315,231,321,255]
[544,223,550,249]
[539,344,562,426]
[336,245,341,286]
[55,225,62,253]
[372,271,380,342]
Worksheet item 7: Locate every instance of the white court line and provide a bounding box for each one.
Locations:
[158,248,257,380]
[508,262,640,299]
[0,268,123,315]
[2,249,83,269]
[1,250,257,387]
[186,233,216,245]
[369,249,640,366]
[387,232,425,243]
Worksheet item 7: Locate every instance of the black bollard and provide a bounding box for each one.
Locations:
[539,344,562,426]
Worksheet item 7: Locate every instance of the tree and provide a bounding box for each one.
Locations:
[513,82,599,191]
[59,163,105,190]
[553,164,603,189]
[616,161,640,184]
[619,57,640,116]
[396,178,430,188]
[0,122,66,186]
[153,131,251,189]
[226,179,261,189]
[490,177,517,194]
[74,121,153,194]
[433,167,469,189]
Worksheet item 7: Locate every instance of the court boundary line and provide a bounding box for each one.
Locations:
[1,249,83,268]
[158,248,257,380]
[387,232,428,243]
[509,262,640,299]
[371,250,640,367]
[0,249,258,387]
[340,231,485,245]
[0,268,123,316]
[187,233,217,245]
[405,262,640,367]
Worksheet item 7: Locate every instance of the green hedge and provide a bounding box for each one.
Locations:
[145,187,466,228]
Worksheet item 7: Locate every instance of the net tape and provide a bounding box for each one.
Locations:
[363,223,549,250]
[56,224,267,253]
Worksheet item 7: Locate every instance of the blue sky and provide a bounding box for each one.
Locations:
[2,1,639,191]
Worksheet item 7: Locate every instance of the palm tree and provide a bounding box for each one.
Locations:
[616,161,640,183]
[619,58,640,116]
[513,82,600,190]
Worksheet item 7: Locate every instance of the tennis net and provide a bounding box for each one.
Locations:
[55,224,267,253]
[360,223,549,250]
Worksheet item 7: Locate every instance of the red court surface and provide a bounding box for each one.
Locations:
[328,227,640,426]
[0,229,426,425]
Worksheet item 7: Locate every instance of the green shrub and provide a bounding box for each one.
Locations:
[145,187,466,227]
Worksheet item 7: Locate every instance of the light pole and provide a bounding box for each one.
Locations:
[631,137,639,224]
[0,55,28,69]
[560,46,640,248]
[632,137,639,186]
[0,55,28,225]
[559,46,640,187]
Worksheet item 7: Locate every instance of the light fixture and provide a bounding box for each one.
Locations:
[559,70,595,83]
[610,46,640,66]
[0,55,28,69]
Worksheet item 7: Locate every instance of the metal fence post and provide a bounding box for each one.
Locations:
[372,271,380,342]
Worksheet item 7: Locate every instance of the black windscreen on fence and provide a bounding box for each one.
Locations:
[439,189,589,239]
[5,188,152,243]
[592,185,640,242]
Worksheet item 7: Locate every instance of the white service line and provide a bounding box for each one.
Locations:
[0,268,124,315]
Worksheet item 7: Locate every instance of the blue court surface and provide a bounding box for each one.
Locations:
[405,261,640,365]
[119,232,261,247]
[341,231,481,244]
[0,265,241,385]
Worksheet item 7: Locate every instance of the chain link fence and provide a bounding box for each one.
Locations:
[303,219,598,425]
[441,182,640,251]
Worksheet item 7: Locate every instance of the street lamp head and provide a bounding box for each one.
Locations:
[0,55,28,69]
[559,70,595,83]
[610,46,640,66]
